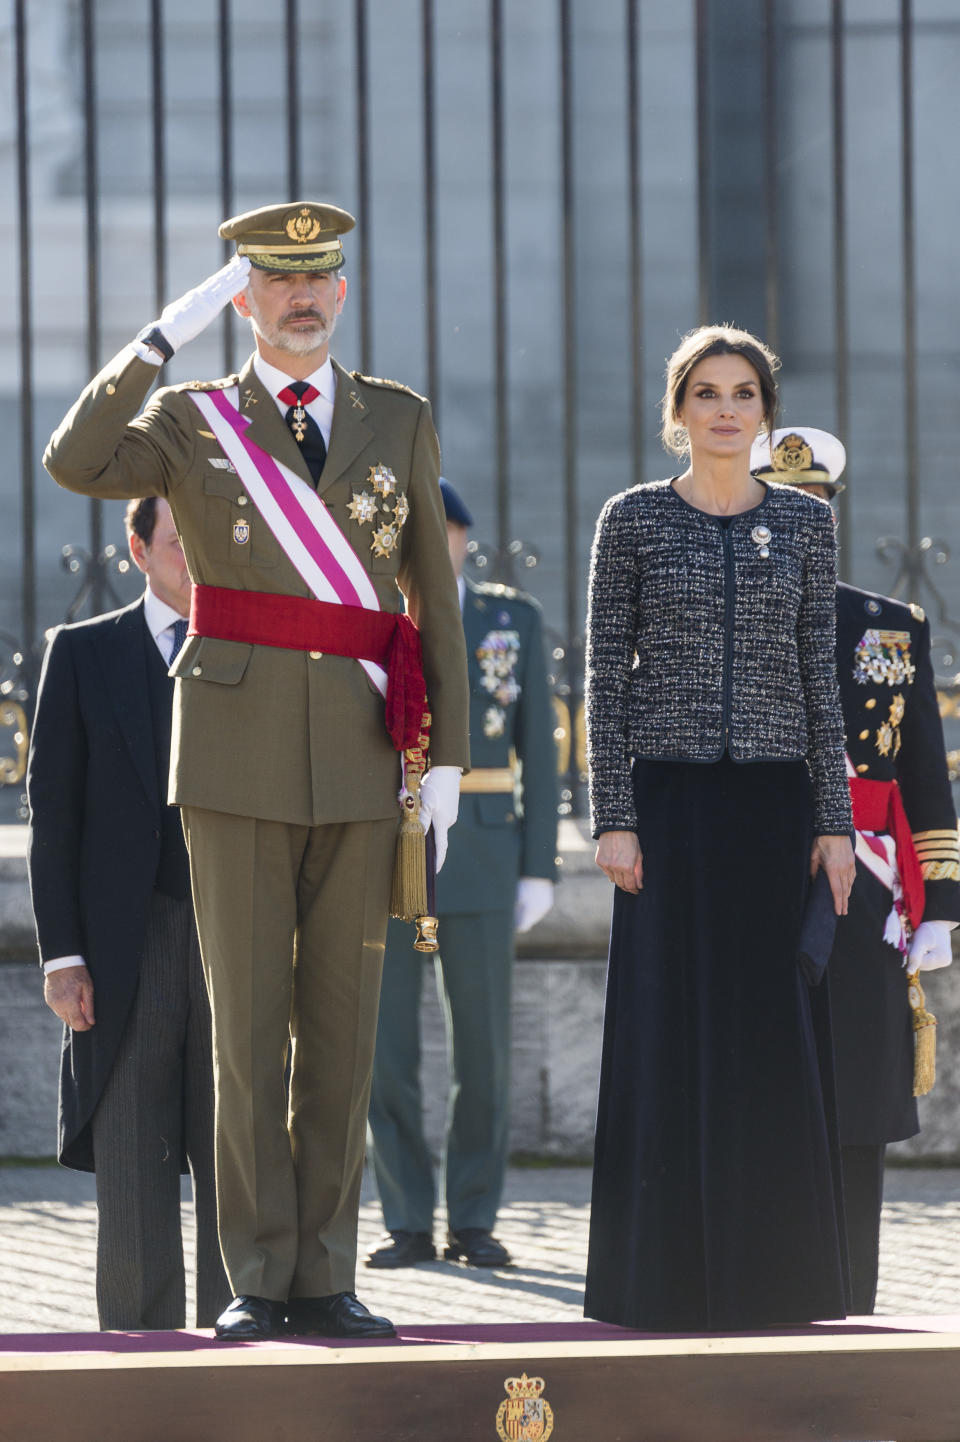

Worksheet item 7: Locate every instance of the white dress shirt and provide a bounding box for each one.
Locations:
[253,352,336,452]
[143,583,189,665]
[44,585,188,976]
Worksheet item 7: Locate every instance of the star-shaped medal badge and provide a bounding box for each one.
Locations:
[369,463,397,496]
[876,721,894,757]
[347,490,379,526]
[393,493,410,527]
[483,706,506,739]
[371,522,399,558]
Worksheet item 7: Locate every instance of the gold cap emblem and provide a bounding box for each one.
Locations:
[285,207,323,244]
[772,433,814,475]
[220,200,355,272]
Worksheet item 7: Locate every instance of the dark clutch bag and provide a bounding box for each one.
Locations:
[797,869,838,987]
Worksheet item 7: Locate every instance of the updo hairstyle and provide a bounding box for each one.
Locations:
[660,324,780,458]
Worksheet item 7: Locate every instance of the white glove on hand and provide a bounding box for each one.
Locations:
[514,877,555,934]
[418,765,461,873]
[907,920,954,972]
[140,255,251,355]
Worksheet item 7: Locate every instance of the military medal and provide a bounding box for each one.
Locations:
[290,402,309,443]
[232,518,250,545]
[347,490,379,525]
[751,524,772,559]
[484,706,506,739]
[853,629,915,687]
[477,630,522,706]
[393,493,410,527]
[369,463,397,495]
[371,521,399,558]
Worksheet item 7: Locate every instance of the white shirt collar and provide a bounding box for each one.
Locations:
[253,353,336,409]
[143,583,186,643]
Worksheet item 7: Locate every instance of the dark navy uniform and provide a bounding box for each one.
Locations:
[830,581,960,1309]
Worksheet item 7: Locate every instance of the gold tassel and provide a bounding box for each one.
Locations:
[389,779,428,921]
[906,970,937,1098]
[390,712,431,924]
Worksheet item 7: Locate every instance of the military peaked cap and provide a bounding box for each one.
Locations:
[219,201,355,272]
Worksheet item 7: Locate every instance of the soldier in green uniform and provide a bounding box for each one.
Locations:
[752,426,960,1312]
[367,480,557,1269]
[44,202,470,1340]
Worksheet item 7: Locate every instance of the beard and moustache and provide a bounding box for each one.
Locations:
[244,288,337,357]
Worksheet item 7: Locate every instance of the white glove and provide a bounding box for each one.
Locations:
[138,255,251,356]
[907,920,953,972]
[418,765,461,873]
[514,877,555,934]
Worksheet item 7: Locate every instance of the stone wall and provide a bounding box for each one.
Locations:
[2,819,958,1163]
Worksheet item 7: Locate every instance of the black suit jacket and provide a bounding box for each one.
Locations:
[27,596,171,1171]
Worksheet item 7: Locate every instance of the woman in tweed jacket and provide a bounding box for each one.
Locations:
[583,325,855,1332]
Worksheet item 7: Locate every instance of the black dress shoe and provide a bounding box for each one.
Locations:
[214,1294,286,1341]
[365,1230,436,1269]
[286,1292,396,1338]
[444,1228,512,1268]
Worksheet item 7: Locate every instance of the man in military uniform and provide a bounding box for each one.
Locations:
[367,479,557,1269]
[44,202,469,1340]
[752,426,960,1313]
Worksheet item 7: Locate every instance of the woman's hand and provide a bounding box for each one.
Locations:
[811,834,856,916]
[596,830,644,893]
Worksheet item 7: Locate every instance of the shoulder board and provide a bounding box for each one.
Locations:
[909,602,926,623]
[180,377,235,393]
[350,371,423,399]
[839,581,911,623]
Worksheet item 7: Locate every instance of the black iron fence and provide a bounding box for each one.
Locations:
[4,0,960,815]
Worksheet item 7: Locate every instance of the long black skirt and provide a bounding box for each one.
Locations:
[584,756,849,1332]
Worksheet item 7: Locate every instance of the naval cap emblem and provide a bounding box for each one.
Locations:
[772,432,814,475]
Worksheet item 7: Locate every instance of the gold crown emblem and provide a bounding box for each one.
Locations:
[772,432,814,475]
[504,1374,546,1401]
[285,207,323,244]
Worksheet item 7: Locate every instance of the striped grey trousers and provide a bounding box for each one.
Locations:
[89,890,230,1330]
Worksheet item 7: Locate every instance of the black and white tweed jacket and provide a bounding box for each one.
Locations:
[585,478,853,838]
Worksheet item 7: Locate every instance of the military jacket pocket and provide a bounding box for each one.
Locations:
[472,794,520,827]
[201,469,280,568]
[170,636,253,686]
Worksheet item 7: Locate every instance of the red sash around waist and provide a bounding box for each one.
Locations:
[189,584,426,753]
[848,775,925,929]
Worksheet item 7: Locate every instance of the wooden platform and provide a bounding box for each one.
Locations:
[1,1318,959,1442]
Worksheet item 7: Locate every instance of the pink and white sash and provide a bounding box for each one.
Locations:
[190,386,387,696]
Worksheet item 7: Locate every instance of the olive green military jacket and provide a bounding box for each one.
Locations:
[44,349,470,826]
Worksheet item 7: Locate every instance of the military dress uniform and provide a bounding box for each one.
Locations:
[43,203,469,1331]
[368,576,557,1255]
[751,424,960,1315]
[830,582,960,1308]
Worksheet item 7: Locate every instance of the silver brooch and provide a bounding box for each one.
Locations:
[751,524,772,559]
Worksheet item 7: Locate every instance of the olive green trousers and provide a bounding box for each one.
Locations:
[182,806,396,1301]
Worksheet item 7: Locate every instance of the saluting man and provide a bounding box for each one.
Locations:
[44,202,469,1341]
[367,479,557,1270]
[752,427,960,1313]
